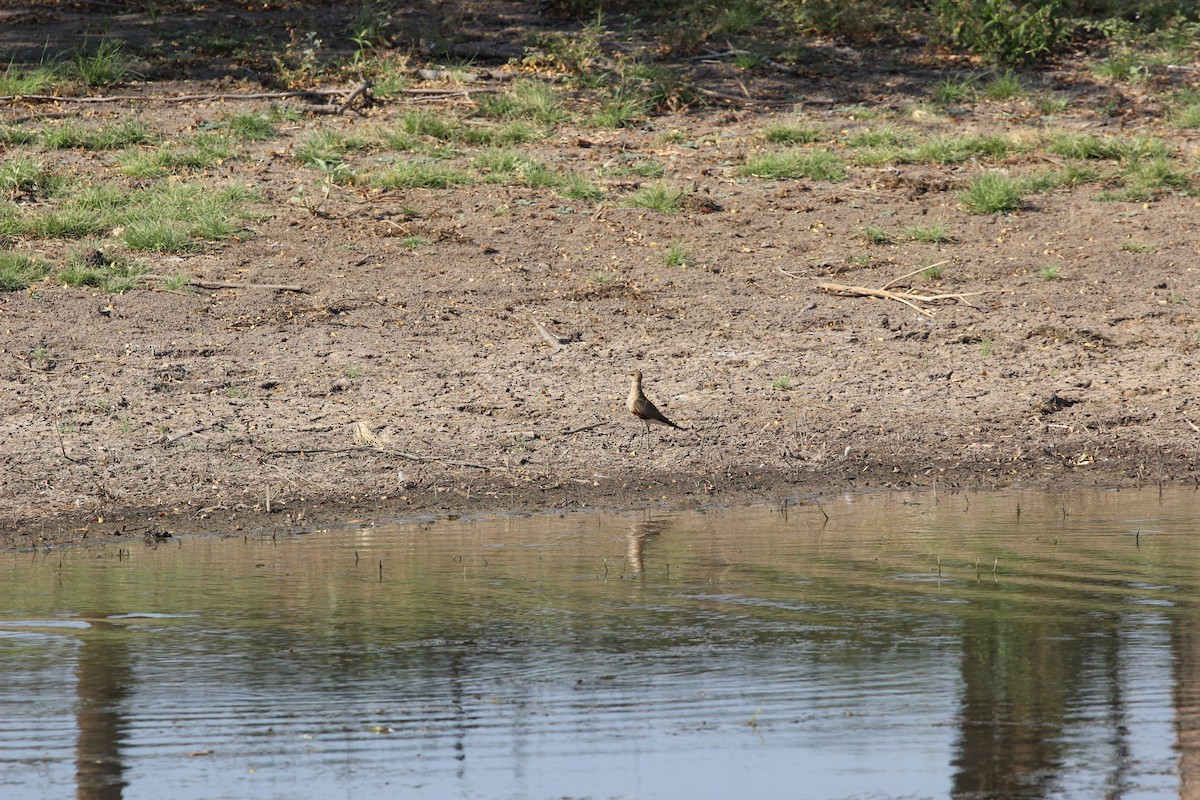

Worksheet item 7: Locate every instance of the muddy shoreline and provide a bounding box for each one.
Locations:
[4,4,1200,548]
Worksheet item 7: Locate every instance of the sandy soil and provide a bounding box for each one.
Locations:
[3,2,1199,548]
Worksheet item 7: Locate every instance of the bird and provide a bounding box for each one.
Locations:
[627,370,684,437]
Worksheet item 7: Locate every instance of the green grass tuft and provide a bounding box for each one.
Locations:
[622,183,685,213]
[737,149,845,181]
[0,251,51,291]
[959,172,1025,214]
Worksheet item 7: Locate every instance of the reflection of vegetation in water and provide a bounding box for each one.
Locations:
[1,489,1197,796]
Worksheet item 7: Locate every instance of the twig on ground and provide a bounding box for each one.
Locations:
[562,421,610,436]
[165,426,206,444]
[526,310,569,348]
[803,261,1003,316]
[140,274,308,293]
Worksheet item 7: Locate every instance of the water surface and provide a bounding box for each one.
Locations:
[2,488,1198,799]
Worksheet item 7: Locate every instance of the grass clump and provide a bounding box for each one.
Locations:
[371,162,472,189]
[0,158,63,198]
[860,225,894,244]
[0,62,62,96]
[600,158,665,178]
[622,183,685,213]
[663,243,689,267]
[1120,239,1157,253]
[558,172,603,201]
[294,129,370,169]
[1102,157,1196,201]
[959,172,1025,214]
[59,248,146,292]
[472,149,558,187]
[40,118,151,150]
[70,38,135,87]
[221,112,278,141]
[1046,133,1167,162]
[475,81,566,124]
[118,134,236,177]
[737,149,845,181]
[0,251,51,291]
[764,123,823,144]
[903,222,953,243]
[981,70,1026,100]
[932,75,976,104]
[1038,263,1061,280]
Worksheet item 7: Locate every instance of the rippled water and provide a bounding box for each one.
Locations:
[2,488,1199,799]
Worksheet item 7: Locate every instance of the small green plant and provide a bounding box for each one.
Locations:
[663,243,689,267]
[860,225,894,244]
[118,134,236,177]
[400,236,430,249]
[772,376,793,390]
[737,150,845,181]
[733,52,767,70]
[1121,239,1157,253]
[934,0,1065,65]
[980,337,994,357]
[622,183,685,213]
[474,81,565,124]
[1046,133,1166,162]
[1039,93,1070,114]
[1093,50,1149,83]
[763,123,823,144]
[0,62,63,96]
[122,220,196,253]
[846,126,911,148]
[0,251,51,291]
[345,366,364,379]
[222,112,277,141]
[593,89,649,128]
[920,263,945,280]
[0,158,61,198]
[959,172,1025,214]
[558,172,603,201]
[903,223,953,243]
[1038,264,1061,280]
[932,75,976,104]
[162,272,192,291]
[371,162,471,189]
[59,248,146,292]
[1172,102,1200,129]
[600,159,665,178]
[40,118,150,150]
[715,1,763,34]
[70,38,134,87]
[982,70,1025,100]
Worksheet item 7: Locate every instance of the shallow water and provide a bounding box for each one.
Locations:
[1,488,1199,799]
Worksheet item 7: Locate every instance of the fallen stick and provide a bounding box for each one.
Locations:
[140,274,308,293]
[817,282,1001,316]
[526,310,569,348]
[562,421,610,436]
[165,425,206,444]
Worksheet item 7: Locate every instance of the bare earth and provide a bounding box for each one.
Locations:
[2,3,1199,547]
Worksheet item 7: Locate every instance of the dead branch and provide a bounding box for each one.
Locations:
[165,425,206,444]
[140,274,307,293]
[817,282,1003,316]
[526,310,569,348]
[0,88,360,105]
[562,421,610,436]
